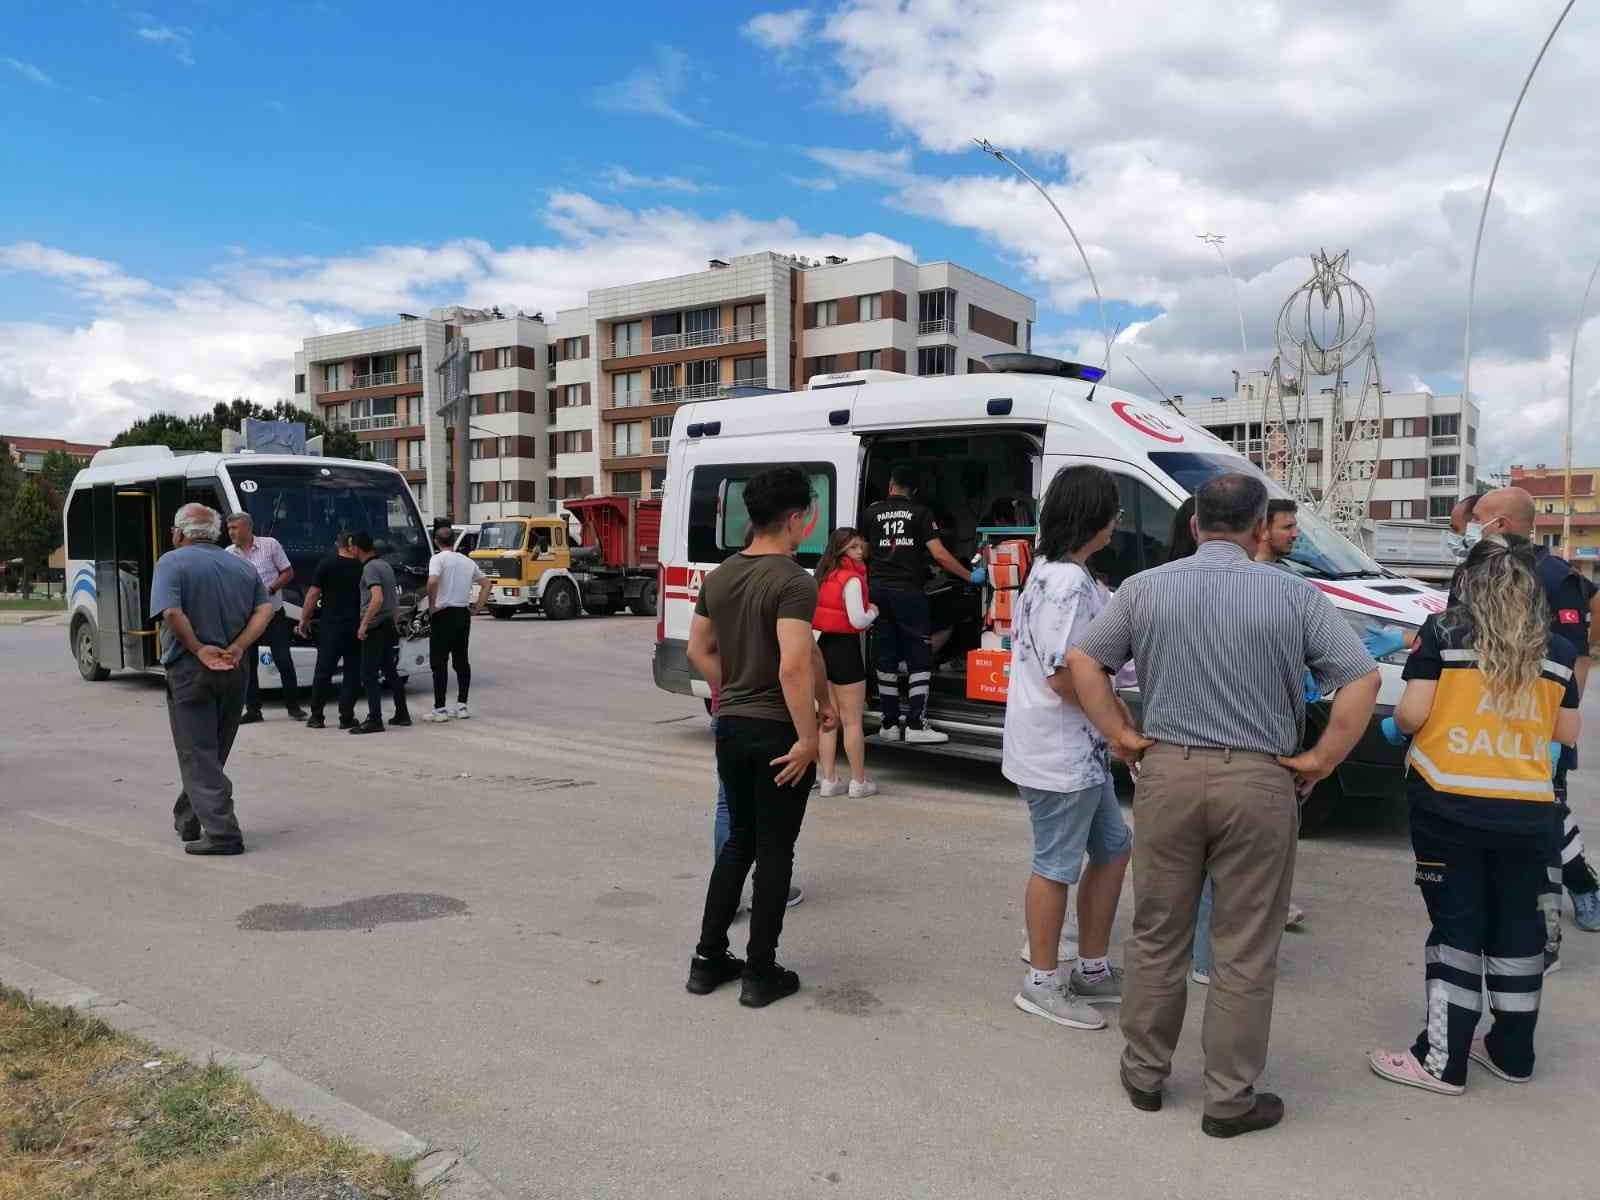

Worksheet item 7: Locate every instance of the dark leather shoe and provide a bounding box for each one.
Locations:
[349,720,385,735]
[184,837,244,856]
[389,712,413,727]
[175,818,202,842]
[686,952,745,995]
[305,714,326,729]
[338,715,359,730]
[739,964,800,1008]
[1121,1068,1163,1112]
[286,705,309,721]
[1202,1093,1285,1138]
[239,710,263,725]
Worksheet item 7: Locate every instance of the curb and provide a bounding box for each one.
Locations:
[0,951,508,1200]
[0,611,65,625]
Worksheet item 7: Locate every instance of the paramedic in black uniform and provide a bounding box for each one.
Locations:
[861,463,985,744]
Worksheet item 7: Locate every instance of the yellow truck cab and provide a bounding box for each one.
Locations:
[470,502,658,620]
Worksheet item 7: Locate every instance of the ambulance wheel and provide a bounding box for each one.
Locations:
[1298,776,1342,836]
[74,616,110,681]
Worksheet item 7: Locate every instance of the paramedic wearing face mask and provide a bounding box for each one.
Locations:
[1460,488,1600,946]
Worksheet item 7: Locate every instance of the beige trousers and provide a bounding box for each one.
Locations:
[1119,743,1299,1118]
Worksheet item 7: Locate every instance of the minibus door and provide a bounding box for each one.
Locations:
[93,482,162,670]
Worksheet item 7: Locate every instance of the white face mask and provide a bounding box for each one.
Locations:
[1446,518,1505,560]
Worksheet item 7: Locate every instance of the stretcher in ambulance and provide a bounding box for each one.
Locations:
[653,354,1443,830]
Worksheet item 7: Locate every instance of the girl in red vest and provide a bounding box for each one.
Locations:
[813,528,879,798]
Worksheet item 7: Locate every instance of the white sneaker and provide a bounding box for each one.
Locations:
[1013,976,1105,1030]
[848,778,878,799]
[902,724,949,745]
[1019,913,1079,964]
[875,725,903,743]
[817,777,848,798]
[428,707,451,723]
[453,702,471,720]
[1285,902,1306,928]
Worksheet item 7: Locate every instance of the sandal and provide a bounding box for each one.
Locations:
[1368,1049,1464,1096]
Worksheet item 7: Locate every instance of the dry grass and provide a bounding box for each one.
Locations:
[0,985,423,1200]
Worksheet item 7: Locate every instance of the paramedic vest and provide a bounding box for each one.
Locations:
[813,558,867,635]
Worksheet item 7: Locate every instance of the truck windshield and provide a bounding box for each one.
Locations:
[227,463,431,590]
[1147,451,1390,580]
[477,522,526,552]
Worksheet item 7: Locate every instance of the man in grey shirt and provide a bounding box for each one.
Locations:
[149,503,273,855]
[350,530,411,733]
[1067,473,1379,1138]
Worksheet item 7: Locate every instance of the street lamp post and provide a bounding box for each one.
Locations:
[1198,232,1247,357]
[1564,256,1600,556]
[468,423,504,519]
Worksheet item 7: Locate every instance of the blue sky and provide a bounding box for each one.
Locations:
[4,1,1599,468]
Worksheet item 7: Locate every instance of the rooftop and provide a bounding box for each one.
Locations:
[5,434,108,457]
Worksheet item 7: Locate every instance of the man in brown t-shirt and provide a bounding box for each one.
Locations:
[686,466,832,1008]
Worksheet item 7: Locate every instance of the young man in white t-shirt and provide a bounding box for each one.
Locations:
[426,526,491,721]
[1002,465,1134,1032]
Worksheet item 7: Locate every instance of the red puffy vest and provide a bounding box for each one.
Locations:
[813,558,867,634]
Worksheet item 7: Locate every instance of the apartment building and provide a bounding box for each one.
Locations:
[1511,464,1600,576]
[293,305,550,523]
[4,435,107,477]
[1198,370,1481,521]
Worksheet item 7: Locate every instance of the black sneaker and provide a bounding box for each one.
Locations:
[1201,1093,1284,1138]
[685,952,745,995]
[389,712,413,727]
[305,714,326,729]
[184,837,245,856]
[739,963,800,1008]
[349,720,385,735]
[239,710,264,725]
[338,715,359,730]
[286,705,309,721]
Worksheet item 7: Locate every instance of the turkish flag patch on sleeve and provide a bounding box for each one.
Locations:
[1559,609,1582,624]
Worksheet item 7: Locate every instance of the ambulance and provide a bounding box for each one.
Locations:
[652,353,1444,830]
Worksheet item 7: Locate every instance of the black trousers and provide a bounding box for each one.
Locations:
[309,620,360,721]
[244,610,300,712]
[359,621,408,724]
[870,585,932,727]
[1410,807,1547,1085]
[430,606,472,709]
[696,715,814,971]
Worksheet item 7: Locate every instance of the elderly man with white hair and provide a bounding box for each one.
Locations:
[150,502,274,855]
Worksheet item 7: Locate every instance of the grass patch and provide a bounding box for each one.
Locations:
[0,596,66,610]
[0,984,425,1199]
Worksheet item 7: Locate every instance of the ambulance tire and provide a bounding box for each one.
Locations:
[1297,776,1342,837]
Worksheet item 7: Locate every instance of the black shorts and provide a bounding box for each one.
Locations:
[817,632,867,686]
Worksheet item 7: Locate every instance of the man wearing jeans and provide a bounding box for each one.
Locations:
[861,463,983,744]
[349,531,412,734]
[685,467,831,1008]
[1068,473,1379,1138]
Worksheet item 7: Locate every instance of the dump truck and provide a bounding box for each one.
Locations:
[470,497,659,620]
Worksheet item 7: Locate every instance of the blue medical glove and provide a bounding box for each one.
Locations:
[1379,716,1408,746]
[1361,627,1407,660]
[969,566,988,587]
[1551,742,1563,772]
[1303,670,1322,703]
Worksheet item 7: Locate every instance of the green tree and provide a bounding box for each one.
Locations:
[39,449,85,496]
[110,397,369,460]
[7,478,60,596]
[0,440,20,581]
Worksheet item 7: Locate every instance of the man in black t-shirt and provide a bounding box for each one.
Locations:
[860,463,984,744]
[296,530,364,730]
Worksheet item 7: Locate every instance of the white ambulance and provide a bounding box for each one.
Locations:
[652,354,1443,829]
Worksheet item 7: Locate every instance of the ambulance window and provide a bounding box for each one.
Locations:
[1089,475,1177,587]
[687,463,835,568]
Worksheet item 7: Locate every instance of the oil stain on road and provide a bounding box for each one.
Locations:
[237,893,468,932]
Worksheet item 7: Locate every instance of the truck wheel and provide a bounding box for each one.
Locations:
[1298,776,1343,837]
[74,617,110,681]
[628,580,659,617]
[490,608,514,620]
[544,579,579,621]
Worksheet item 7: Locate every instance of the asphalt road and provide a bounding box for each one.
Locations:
[2,614,1598,1199]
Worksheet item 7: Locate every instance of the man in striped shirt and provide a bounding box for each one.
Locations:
[1068,473,1380,1138]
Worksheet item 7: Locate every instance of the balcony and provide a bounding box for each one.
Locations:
[918,318,956,336]
[406,366,423,384]
[347,414,401,432]
[350,370,399,389]
[371,450,399,467]
[547,365,556,381]
[651,436,671,454]
[1430,475,1459,489]
[1430,434,1459,448]
[605,322,766,359]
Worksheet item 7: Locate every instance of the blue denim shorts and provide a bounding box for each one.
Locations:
[1019,776,1133,884]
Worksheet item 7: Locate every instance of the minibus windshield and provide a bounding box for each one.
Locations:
[1147,451,1390,580]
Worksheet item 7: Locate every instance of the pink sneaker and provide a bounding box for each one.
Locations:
[1469,1037,1531,1083]
[1368,1049,1464,1096]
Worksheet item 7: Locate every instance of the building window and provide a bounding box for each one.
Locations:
[1393,500,1414,519]
[918,346,955,376]
[684,358,720,395]
[613,470,643,497]
[496,391,509,412]
[562,384,587,408]
[1430,454,1459,478]
[859,350,882,370]
[1431,413,1460,438]
[471,394,495,416]
[294,373,305,394]
[613,320,642,356]
[651,364,676,401]
[1465,464,1475,485]
[407,351,421,375]
[815,300,838,328]
[1467,424,1477,447]
[859,294,882,321]
[493,347,511,369]
[370,438,397,466]
[471,438,501,460]
[470,483,486,504]
[1429,495,1454,519]
[1544,534,1562,550]
[324,363,344,390]
[470,351,484,372]
[733,302,764,334]
[1025,319,1033,352]
[614,422,643,457]
[684,306,719,338]
[733,356,764,386]
[918,289,955,332]
[1392,458,1418,479]
[652,312,681,339]
[614,371,643,408]
[1392,417,1418,438]
[562,337,584,360]
[650,467,667,495]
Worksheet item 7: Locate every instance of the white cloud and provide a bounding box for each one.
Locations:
[742,9,816,51]
[0,196,912,441]
[593,47,694,126]
[601,166,715,194]
[806,145,914,186]
[3,56,52,86]
[788,175,839,192]
[793,0,1600,469]
[135,25,194,66]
